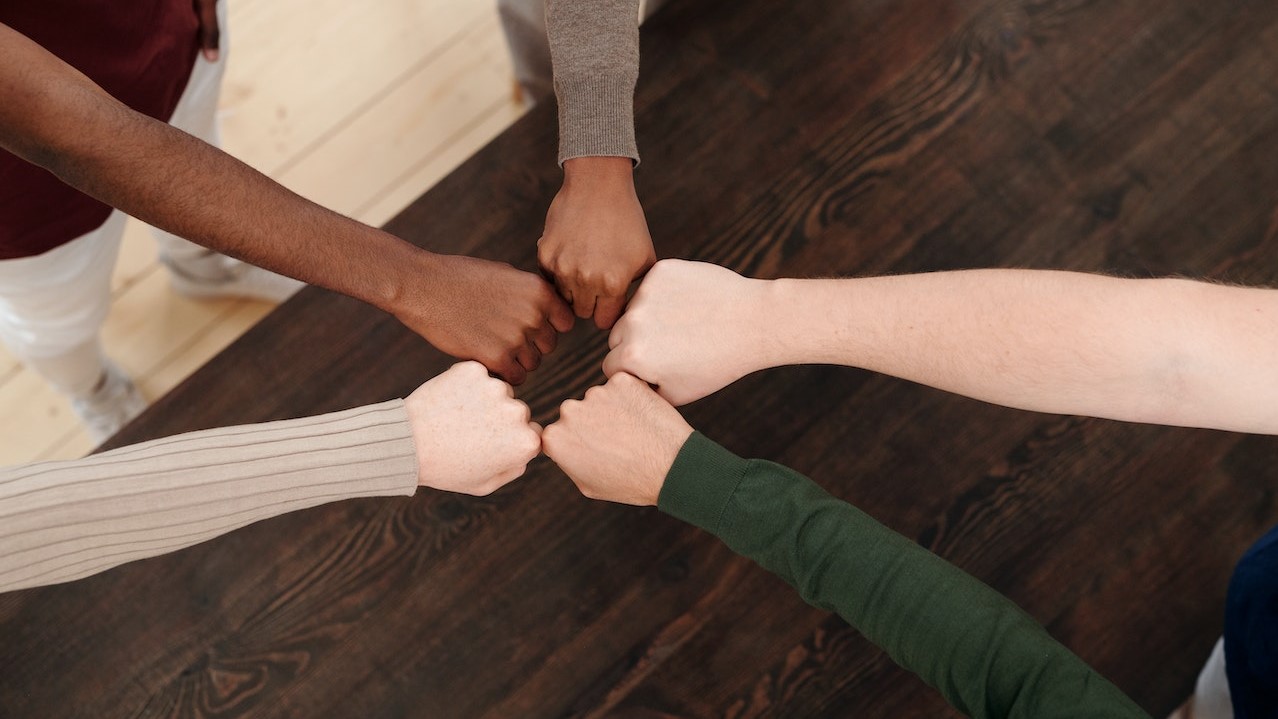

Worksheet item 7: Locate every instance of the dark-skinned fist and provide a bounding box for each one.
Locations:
[395,252,574,385]
[538,156,655,330]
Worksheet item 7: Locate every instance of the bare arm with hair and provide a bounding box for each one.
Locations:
[606,260,1278,433]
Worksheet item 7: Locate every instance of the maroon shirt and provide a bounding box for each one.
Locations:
[0,0,200,259]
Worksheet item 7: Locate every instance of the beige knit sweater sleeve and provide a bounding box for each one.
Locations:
[0,399,418,593]
[547,0,641,165]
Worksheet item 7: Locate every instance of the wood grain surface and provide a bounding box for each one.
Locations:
[4,0,1278,716]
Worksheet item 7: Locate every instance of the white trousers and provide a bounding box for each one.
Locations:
[1192,637,1234,719]
[0,6,229,399]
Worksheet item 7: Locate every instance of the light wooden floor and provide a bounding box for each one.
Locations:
[0,0,526,465]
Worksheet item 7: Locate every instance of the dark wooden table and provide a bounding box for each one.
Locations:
[5,0,1278,716]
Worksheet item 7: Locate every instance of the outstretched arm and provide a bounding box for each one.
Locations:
[538,0,654,329]
[0,362,541,594]
[606,260,1278,434]
[0,23,572,383]
[542,374,1151,719]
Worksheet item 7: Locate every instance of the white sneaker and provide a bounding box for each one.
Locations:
[71,361,147,443]
[165,252,304,304]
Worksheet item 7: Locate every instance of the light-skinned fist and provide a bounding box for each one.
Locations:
[404,361,542,495]
[603,259,773,405]
[538,156,656,330]
[542,372,693,506]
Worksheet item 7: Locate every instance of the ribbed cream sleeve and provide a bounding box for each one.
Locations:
[548,0,641,165]
[0,399,418,593]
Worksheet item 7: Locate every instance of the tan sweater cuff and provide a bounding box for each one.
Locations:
[0,399,418,593]
[556,73,640,166]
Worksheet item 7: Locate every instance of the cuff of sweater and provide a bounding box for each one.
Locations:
[311,398,421,498]
[657,432,750,535]
[556,74,640,166]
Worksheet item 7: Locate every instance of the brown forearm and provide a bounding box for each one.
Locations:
[48,101,424,310]
[0,22,426,314]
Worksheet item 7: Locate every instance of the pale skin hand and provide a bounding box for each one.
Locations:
[404,362,543,495]
[538,156,656,330]
[542,372,693,505]
[603,259,776,406]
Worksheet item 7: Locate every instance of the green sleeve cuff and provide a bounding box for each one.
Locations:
[657,432,750,534]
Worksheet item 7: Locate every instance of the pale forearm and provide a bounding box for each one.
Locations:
[763,270,1278,433]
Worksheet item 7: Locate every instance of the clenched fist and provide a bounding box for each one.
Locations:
[404,361,542,496]
[393,253,575,385]
[538,157,656,330]
[604,259,773,405]
[542,373,693,506]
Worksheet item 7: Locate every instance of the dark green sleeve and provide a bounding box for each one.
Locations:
[657,432,1150,719]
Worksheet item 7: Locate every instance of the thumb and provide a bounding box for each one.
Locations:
[195,0,221,61]
[652,383,683,407]
[602,345,643,380]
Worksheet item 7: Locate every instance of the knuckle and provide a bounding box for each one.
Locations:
[479,353,506,374]
[662,258,688,272]
[456,360,486,376]
[467,481,496,497]
[612,346,645,373]
[566,267,589,285]
[509,399,532,422]
[539,426,558,453]
[504,360,526,381]
[602,274,628,295]
[545,429,566,457]
[619,343,642,363]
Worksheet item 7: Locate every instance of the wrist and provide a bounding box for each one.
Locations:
[402,389,433,488]
[766,277,876,370]
[749,277,804,371]
[561,156,634,192]
[368,236,442,317]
